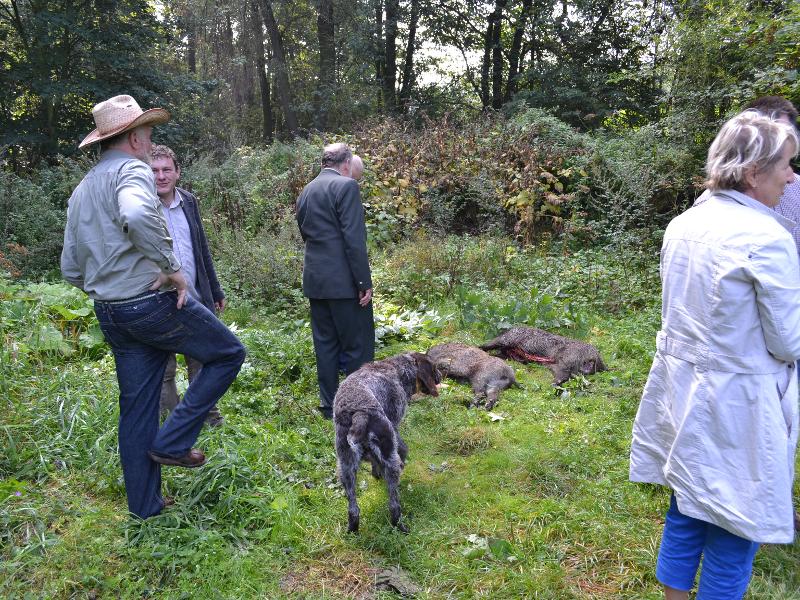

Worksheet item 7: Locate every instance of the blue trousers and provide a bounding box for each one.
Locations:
[95,291,245,518]
[657,495,759,599]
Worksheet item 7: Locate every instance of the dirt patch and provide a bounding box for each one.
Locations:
[280,553,379,600]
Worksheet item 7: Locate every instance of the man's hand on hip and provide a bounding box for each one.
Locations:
[149,269,189,309]
[359,288,373,307]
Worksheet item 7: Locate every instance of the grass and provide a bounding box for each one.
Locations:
[2,245,799,599]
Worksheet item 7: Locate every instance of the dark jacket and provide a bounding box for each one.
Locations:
[296,169,372,299]
[177,187,224,311]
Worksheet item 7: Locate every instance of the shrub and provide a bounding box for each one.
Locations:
[377,233,516,305]
[0,157,89,279]
[209,209,305,312]
[455,284,587,337]
[585,123,699,239]
[182,140,320,235]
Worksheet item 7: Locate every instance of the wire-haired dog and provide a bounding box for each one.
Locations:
[427,342,518,410]
[333,352,440,533]
[480,326,606,386]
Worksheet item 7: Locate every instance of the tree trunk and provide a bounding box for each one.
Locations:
[250,0,273,143]
[257,0,299,137]
[480,16,493,108]
[374,0,384,110]
[504,0,531,102]
[491,0,507,110]
[398,0,419,107]
[315,0,335,131]
[187,20,196,73]
[383,0,399,111]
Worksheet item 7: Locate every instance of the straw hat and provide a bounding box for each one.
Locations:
[79,95,170,149]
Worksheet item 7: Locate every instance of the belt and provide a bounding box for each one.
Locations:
[96,291,162,305]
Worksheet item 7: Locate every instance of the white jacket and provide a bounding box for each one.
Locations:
[630,190,800,543]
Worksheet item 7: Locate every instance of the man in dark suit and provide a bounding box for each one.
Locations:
[296,143,374,419]
[151,144,226,426]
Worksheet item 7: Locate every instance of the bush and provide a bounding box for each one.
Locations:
[584,123,699,239]
[0,157,89,279]
[182,140,320,235]
[377,233,517,306]
[209,209,305,312]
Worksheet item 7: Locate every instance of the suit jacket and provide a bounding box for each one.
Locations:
[176,187,225,312]
[296,168,372,299]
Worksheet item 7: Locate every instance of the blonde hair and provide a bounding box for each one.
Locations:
[706,110,798,191]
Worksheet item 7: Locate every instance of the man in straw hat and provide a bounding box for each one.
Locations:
[61,95,246,519]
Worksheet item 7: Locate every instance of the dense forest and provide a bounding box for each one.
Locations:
[2,1,800,598]
[2,0,800,279]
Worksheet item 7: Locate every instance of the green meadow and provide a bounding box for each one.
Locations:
[3,242,798,599]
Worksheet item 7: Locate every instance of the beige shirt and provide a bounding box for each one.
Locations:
[61,149,181,300]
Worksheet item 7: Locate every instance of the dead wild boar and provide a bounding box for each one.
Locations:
[480,327,606,386]
[427,342,518,409]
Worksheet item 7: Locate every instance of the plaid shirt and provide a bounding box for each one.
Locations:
[773,174,800,259]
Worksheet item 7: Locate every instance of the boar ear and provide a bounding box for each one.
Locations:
[412,352,439,396]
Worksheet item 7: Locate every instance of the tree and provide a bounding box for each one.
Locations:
[314,0,335,130]
[504,0,532,102]
[0,0,177,166]
[257,0,299,137]
[250,0,274,142]
[383,0,400,110]
[398,0,420,107]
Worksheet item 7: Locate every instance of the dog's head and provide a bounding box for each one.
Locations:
[411,352,440,397]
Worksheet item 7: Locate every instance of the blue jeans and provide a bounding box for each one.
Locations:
[94,291,245,518]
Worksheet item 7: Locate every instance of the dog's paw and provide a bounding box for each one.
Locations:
[348,514,360,533]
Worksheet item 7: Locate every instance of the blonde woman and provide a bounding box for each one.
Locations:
[630,110,800,599]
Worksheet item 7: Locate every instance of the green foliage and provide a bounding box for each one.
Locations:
[664,0,800,148]
[0,276,104,360]
[209,213,305,312]
[455,284,586,337]
[3,244,800,598]
[377,233,519,305]
[0,156,89,278]
[583,123,699,237]
[183,141,320,234]
[0,0,195,167]
[373,301,451,348]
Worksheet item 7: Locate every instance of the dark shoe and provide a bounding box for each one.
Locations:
[205,407,224,427]
[317,406,333,420]
[162,495,176,509]
[148,448,206,468]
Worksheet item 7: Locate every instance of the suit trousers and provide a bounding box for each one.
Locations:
[309,297,375,409]
[94,291,245,519]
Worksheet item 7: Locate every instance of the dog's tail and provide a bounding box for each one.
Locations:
[347,411,397,465]
[346,411,371,453]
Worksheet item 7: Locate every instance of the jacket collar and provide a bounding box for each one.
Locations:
[99,148,140,163]
[711,189,796,234]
